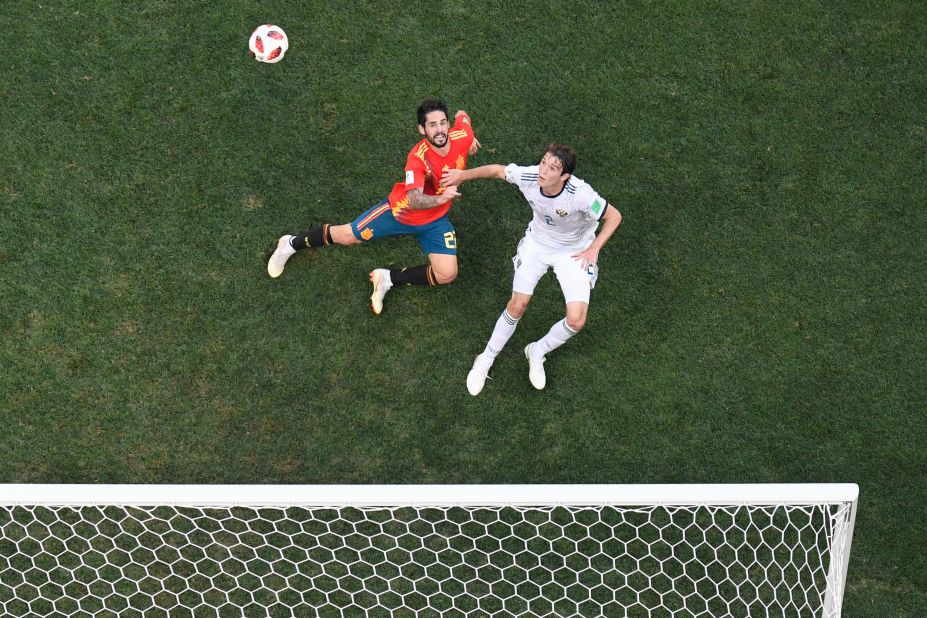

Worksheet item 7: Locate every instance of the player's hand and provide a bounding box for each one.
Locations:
[438,184,461,204]
[468,137,481,156]
[572,246,599,270]
[441,168,464,187]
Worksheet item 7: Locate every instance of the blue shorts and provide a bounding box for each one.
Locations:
[350,199,458,255]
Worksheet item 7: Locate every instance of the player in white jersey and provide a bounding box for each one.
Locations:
[442,144,622,393]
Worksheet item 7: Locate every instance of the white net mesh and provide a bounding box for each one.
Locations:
[0,498,854,617]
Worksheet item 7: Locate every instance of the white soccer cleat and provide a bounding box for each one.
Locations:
[524,343,547,390]
[369,269,393,315]
[466,353,494,396]
[267,235,296,278]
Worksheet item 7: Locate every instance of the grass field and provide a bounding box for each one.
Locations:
[1,1,925,615]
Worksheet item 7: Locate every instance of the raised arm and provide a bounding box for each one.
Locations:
[442,164,506,187]
[454,110,481,156]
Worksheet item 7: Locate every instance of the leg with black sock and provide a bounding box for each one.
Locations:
[390,264,436,286]
[389,264,438,286]
[268,223,353,278]
[291,224,334,250]
[371,255,453,315]
[369,265,433,316]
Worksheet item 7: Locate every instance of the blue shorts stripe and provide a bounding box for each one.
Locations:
[350,198,458,256]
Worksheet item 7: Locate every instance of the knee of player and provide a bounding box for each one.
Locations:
[506,295,530,318]
[565,308,587,331]
[331,224,360,245]
[432,265,458,284]
[566,315,587,331]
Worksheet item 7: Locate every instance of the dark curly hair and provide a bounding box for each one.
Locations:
[545,144,577,175]
[417,99,449,128]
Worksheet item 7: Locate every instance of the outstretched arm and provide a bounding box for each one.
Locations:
[441,164,506,187]
[572,205,622,269]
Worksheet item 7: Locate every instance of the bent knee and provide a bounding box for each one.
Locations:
[432,265,458,285]
[566,316,587,331]
[565,303,588,331]
[506,295,531,318]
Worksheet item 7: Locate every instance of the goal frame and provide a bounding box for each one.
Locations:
[0,482,859,507]
[0,483,858,616]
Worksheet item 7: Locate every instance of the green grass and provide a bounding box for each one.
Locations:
[1,1,925,615]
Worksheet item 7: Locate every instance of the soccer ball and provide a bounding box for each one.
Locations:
[249,24,288,64]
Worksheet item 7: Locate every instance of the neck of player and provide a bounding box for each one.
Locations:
[540,179,566,197]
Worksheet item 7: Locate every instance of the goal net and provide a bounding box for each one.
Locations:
[0,484,857,617]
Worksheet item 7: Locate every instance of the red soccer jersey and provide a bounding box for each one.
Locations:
[387,112,474,225]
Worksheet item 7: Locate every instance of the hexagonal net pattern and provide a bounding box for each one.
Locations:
[0,499,855,617]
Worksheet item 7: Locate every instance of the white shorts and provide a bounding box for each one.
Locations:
[511,234,599,304]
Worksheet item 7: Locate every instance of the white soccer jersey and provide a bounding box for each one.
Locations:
[504,164,608,252]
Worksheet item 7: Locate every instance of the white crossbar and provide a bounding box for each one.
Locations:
[0,483,858,506]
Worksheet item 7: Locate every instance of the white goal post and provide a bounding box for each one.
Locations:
[0,483,857,617]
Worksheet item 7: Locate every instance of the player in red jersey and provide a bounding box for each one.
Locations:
[267,99,480,314]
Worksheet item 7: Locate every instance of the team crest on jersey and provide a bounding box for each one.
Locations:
[556,208,568,217]
[361,228,374,240]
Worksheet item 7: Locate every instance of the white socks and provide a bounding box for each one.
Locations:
[531,319,577,358]
[484,310,520,359]
[483,312,578,360]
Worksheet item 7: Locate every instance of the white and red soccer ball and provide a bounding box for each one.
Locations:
[249,24,288,64]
